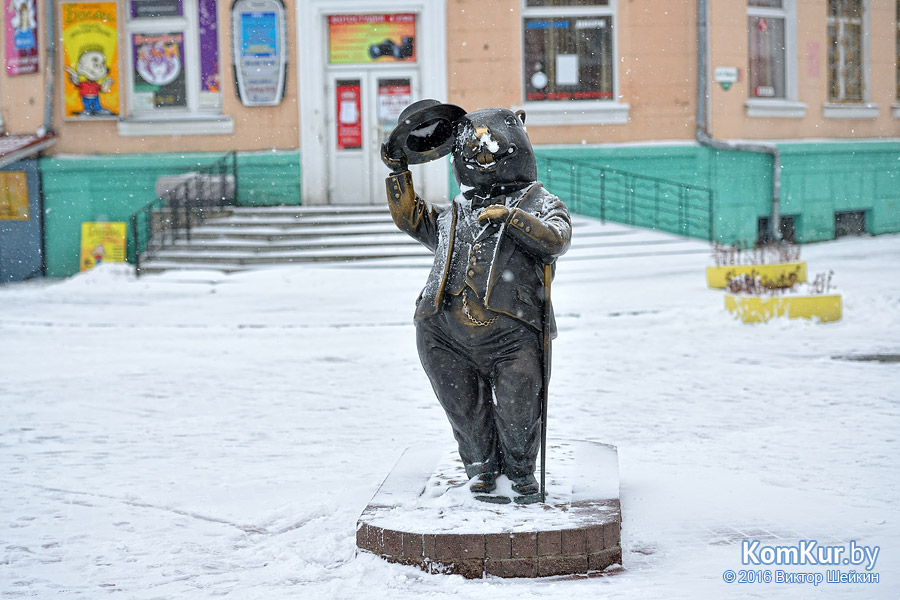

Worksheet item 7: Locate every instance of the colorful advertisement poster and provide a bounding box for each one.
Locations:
[336,81,362,150]
[80,222,126,271]
[0,171,28,220]
[198,0,220,107]
[60,1,120,119]
[328,13,415,64]
[241,11,276,56]
[132,32,186,109]
[5,0,38,75]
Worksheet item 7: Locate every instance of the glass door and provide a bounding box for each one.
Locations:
[327,69,418,204]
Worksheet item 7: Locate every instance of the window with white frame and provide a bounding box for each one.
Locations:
[827,0,865,103]
[123,0,222,119]
[747,0,788,99]
[522,0,615,104]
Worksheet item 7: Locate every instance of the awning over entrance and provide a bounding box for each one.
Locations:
[0,133,58,169]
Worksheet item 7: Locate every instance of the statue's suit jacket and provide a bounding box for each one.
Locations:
[386,170,572,336]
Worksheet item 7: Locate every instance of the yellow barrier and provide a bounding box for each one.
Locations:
[706,261,807,289]
[724,294,842,323]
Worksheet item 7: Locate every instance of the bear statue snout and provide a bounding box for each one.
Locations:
[458,124,514,171]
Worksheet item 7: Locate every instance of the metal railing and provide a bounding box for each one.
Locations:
[129,152,238,275]
[536,154,715,241]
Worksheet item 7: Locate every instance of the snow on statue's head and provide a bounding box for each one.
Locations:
[451,108,537,194]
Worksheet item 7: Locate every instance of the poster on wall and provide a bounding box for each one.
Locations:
[198,0,220,109]
[336,81,361,150]
[0,171,28,220]
[131,32,186,109]
[59,1,120,119]
[5,0,38,75]
[377,80,410,123]
[80,222,126,272]
[328,13,415,64]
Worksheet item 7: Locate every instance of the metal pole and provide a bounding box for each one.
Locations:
[600,171,606,222]
[131,215,140,276]
[540,262,552,503]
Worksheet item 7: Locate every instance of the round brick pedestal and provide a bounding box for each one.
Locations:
[356,440,621,578]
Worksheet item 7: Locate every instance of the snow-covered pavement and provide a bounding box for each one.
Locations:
[1,220,898,599]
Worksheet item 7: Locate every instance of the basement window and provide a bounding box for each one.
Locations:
[757,215,796,244]
[834,211,867,238]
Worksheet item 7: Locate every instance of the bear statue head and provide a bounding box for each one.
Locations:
[451,108,537,195]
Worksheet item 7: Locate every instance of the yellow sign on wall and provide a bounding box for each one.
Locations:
[80,221,126,271]
[60,1,120,119]
[0,171,29,220]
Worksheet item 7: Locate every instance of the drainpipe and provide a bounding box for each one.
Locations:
[696,0,780,242]
[41,0,56,135]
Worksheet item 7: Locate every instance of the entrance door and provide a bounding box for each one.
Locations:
[327,69,418,204]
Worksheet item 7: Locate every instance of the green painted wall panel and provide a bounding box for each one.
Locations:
[40,150,301,277]
[39,141,898,278]
[236,152,301,206]
[529,140,900,246]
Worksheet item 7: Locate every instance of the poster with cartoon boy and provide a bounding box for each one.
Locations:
[60,1,120,120]
[65,47,116,116]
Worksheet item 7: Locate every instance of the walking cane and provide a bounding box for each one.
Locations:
[540,262,552,503]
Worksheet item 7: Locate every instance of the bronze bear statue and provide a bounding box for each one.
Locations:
[382,100,571,503]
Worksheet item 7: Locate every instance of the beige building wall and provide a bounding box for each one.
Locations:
[448,0,898,145]
[3,0,897,157]
[0,0,300,155]
[447,0,700,146]
[710,0,899,140]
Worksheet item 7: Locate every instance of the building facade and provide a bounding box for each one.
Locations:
[0,0,898,277]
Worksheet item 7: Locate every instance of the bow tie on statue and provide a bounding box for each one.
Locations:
[464,181,532,210]
[468,192,494,211]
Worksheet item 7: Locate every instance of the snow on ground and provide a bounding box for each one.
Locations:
[1,223,898,599]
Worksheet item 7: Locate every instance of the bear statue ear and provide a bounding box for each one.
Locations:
[515,110,526,125]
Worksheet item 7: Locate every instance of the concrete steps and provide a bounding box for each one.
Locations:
[137,205,430,274]
[137,204,712,275]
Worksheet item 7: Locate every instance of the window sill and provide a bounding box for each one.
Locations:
[511,101,630,125]
[745,99,807,119]
[892,104,900,119]
[117,115,235,137]
[822,103,880,119]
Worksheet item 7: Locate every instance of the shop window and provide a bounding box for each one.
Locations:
[519,0,627,124]
[827,0,865,103]
[748,0,787,99]
[119,0,231,135]
[834,210,867,238]
[745,0,806,118]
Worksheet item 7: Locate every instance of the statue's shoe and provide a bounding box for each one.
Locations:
[510,474,539,496]
[469,472,497,494]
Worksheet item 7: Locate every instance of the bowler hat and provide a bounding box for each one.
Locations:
[386,99,467,165]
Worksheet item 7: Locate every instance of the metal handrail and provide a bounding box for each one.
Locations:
[536,154,715,242]
[129,151,238,276]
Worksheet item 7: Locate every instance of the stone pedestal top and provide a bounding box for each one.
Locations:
[357,440,622,578]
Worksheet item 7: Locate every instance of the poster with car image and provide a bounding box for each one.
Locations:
[131,32,186,109]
